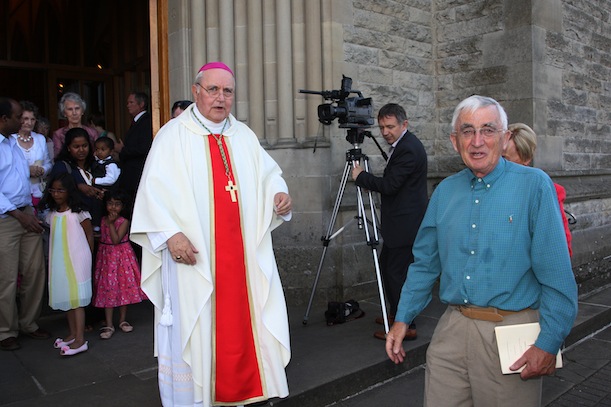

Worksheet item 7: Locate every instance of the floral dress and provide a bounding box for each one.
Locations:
[93,216,146,307]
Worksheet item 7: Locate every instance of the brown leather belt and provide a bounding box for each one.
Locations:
[454,305,531,322]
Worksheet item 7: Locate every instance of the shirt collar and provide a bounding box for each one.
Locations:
[0,133,14,144]
[191,106,231,134]
[134,111,146,122]
[391,129,408,148]
[469,158,506,186]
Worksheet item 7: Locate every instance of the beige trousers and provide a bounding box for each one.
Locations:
[0,207,46,340]
[425,306,542,407]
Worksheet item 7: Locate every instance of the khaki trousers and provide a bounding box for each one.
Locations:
[425,306,542,407]
[0,207,46,340]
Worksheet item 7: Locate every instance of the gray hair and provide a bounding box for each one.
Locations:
[451,95,508,131]
[58,92,86,117]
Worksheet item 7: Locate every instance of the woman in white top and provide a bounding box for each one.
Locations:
[12,101,53,208]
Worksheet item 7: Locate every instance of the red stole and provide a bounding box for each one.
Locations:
[208,135,263,403]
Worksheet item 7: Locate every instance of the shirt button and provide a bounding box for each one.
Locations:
[470,250,475,255]
[478,178,482,182]
[472,224,476,228]
[466,276,471,280]
[463,299,468,303]
[486,184,491,188]
[475,199,479,204]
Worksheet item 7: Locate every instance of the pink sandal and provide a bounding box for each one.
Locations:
[60,341,88,356]
[54,338,75,349]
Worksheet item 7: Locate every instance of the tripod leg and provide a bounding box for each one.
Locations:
[303,161,353,325]
[357,159,390,333]
[371,247,390,333]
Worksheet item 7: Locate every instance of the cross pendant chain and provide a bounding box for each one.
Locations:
[213,135,239,203]
[191,111,239,203]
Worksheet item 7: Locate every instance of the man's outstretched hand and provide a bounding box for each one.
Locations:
[385,322,408,364]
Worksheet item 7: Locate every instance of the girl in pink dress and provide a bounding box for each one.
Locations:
[40,173,94,356]
[94,190,146,339]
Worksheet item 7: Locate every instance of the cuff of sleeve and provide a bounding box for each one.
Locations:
[534,334,562,355]
[148,230,179,252]
[279,211,292,221]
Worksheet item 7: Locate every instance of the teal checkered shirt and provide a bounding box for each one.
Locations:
[396,159,578,354]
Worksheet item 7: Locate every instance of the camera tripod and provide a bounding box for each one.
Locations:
[302,131,391,334]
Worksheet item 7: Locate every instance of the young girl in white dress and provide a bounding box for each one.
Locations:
[40,173,94,356]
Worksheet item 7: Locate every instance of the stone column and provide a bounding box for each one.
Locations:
[263,0,278,145]
[292,0,307,144]
[204,0,219,60]
[493,0,564,170]
[168,0,194,101]
[234,0,249,122]
[276,0,295,145]
[247,0,265,139]
[306,0,324,142]
[218,1,235,71]
[190,0,205,74]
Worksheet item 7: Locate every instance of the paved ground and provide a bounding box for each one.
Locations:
[328,324,611,407]
[1,284,610,407]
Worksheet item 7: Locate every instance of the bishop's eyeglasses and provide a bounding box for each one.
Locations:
[195,83,234,98]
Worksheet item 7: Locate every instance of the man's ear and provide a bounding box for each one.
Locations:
[501,130,511,151]
[450,133,459,152]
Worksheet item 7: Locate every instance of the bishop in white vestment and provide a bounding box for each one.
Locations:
[131,62,292,407]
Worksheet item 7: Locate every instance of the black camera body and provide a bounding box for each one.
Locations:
[300,76,374,129]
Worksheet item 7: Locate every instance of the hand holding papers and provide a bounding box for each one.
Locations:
[495,322,562,375]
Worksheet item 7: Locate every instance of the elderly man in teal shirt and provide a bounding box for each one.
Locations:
[386,95,578,406]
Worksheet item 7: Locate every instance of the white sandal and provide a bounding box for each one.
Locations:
[99,326,115,339]
[119,321,133,333]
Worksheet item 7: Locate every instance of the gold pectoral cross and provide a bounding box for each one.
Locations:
[225,180,238,202]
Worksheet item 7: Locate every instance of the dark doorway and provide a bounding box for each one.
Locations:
[0,0,151,137]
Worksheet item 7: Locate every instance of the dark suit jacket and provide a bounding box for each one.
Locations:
[355,130,428,248]
[118,111,153,195]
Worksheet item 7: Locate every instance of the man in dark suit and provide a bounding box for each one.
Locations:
[352,103,428,340]
[115,91,153,216]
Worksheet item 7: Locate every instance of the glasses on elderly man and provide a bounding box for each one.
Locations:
[195,83,234,98]
[456,126,503,139]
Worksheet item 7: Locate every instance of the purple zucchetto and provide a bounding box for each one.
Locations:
[198,62,234,77]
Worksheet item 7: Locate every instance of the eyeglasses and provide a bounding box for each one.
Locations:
[456,126,503,139]
[195,83,234,98]
[48,188,67,194]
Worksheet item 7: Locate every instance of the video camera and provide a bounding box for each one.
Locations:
[300,76,374,130]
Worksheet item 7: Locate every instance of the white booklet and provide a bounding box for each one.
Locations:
[494,322,563,374]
